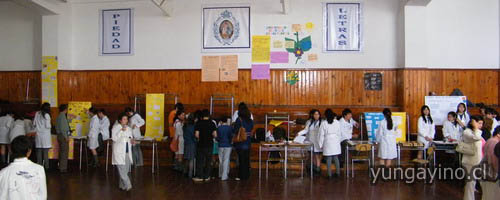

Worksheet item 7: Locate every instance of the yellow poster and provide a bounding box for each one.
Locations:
[392,112,407,142]
[145,94,164,141]
[68,101,92,137]
[48,135,74,160]
[41,56,58,107]
[252,35,271,63]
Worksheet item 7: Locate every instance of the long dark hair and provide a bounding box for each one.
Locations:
[324,109,336,124]
[40,103,51,119]
[383,108,393,130]
[420,105,433,124]
[467,115,484,130]
[173,110,184,122]
[238,102,248,111]
[308,109,321,127]
[456,103,467,114]
[239,108,251,123]
[448,111,458,126]
[183,113,195,129]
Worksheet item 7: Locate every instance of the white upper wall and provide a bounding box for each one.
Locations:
[70,0,404,70]
[405,0,499,69]
[1,0,498,70]
[425,0,499,69]
[0,1,42,71]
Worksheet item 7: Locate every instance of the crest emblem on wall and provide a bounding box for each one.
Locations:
[213,10,240,45]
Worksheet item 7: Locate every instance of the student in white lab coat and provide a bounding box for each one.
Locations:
[417,105,435,159]
[339,108,359,168]
[9,114,26,143]
[443,112,461,142]
[0,111,14,163]
[377,108,398,167]
[456,103,470,132]
[112,113,134,191]
[98,109,110,141]
[0,136,46,199]
[87,107,101,167]
[34,103,52,169]
[303,109,322,174]
[125,107,145,166]
[319,109,342,178]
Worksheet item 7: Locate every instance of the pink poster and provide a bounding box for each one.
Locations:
[270,52,289,63]
[251,64,270,80]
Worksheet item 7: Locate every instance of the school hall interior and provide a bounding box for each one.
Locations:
[0,0,499,199]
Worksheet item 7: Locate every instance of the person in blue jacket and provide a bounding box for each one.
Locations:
[233,108,254,181]
[216,116,233,181]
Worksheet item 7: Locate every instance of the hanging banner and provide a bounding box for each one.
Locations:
[68,102,92,137]
[41,56,58,107]
[100,8,134,55]
[364,112,406,142]
[323,3,363,52]
[425,96,467,125]
[202,6,251,51]
[145,94,164,141]
[48,135,74,160]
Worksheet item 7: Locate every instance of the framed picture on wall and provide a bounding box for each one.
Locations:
[99,8,134,55]
[202,6,251,52]
[323,3,363,52]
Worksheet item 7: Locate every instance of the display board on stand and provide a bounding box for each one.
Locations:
[425,96,467,125]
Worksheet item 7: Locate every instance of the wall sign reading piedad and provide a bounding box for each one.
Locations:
[364,72,382,90]
[323,3,363,52]
[100,8,134,55]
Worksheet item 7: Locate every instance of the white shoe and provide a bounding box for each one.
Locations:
[192,177,204,182]
[235,177,240,181]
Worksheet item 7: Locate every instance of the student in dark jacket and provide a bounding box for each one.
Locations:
[192,110,217,182]
[217,116,233,180]
[233,108,254,181]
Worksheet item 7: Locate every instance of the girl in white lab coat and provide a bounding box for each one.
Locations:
[377,108,398,167]
[443,112,461,142]
[112,113,134,191]
[0,111,14,163]
[456,103,470,132]
[9,114,26,143]
[319,109,342,178]
[125,107,145,166]
[34,103,52,169]
[303,109,322,174]
[87,107,101,167]
[417,105,435,159]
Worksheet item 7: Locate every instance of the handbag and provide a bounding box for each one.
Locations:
[233,119,248,143]
[170,137,179,152]
[456,141,476,156]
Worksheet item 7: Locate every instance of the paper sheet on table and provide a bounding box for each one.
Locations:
[297,129,307,136]
[220,55,238,81]
[293,135,306,144]
[201,56,220,82]
[251,35,271,63]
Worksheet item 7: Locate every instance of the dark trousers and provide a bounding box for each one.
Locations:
[236,149,250,180]
[340,140,348,168]
[57,134,69,171]
[196,147,212,179]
